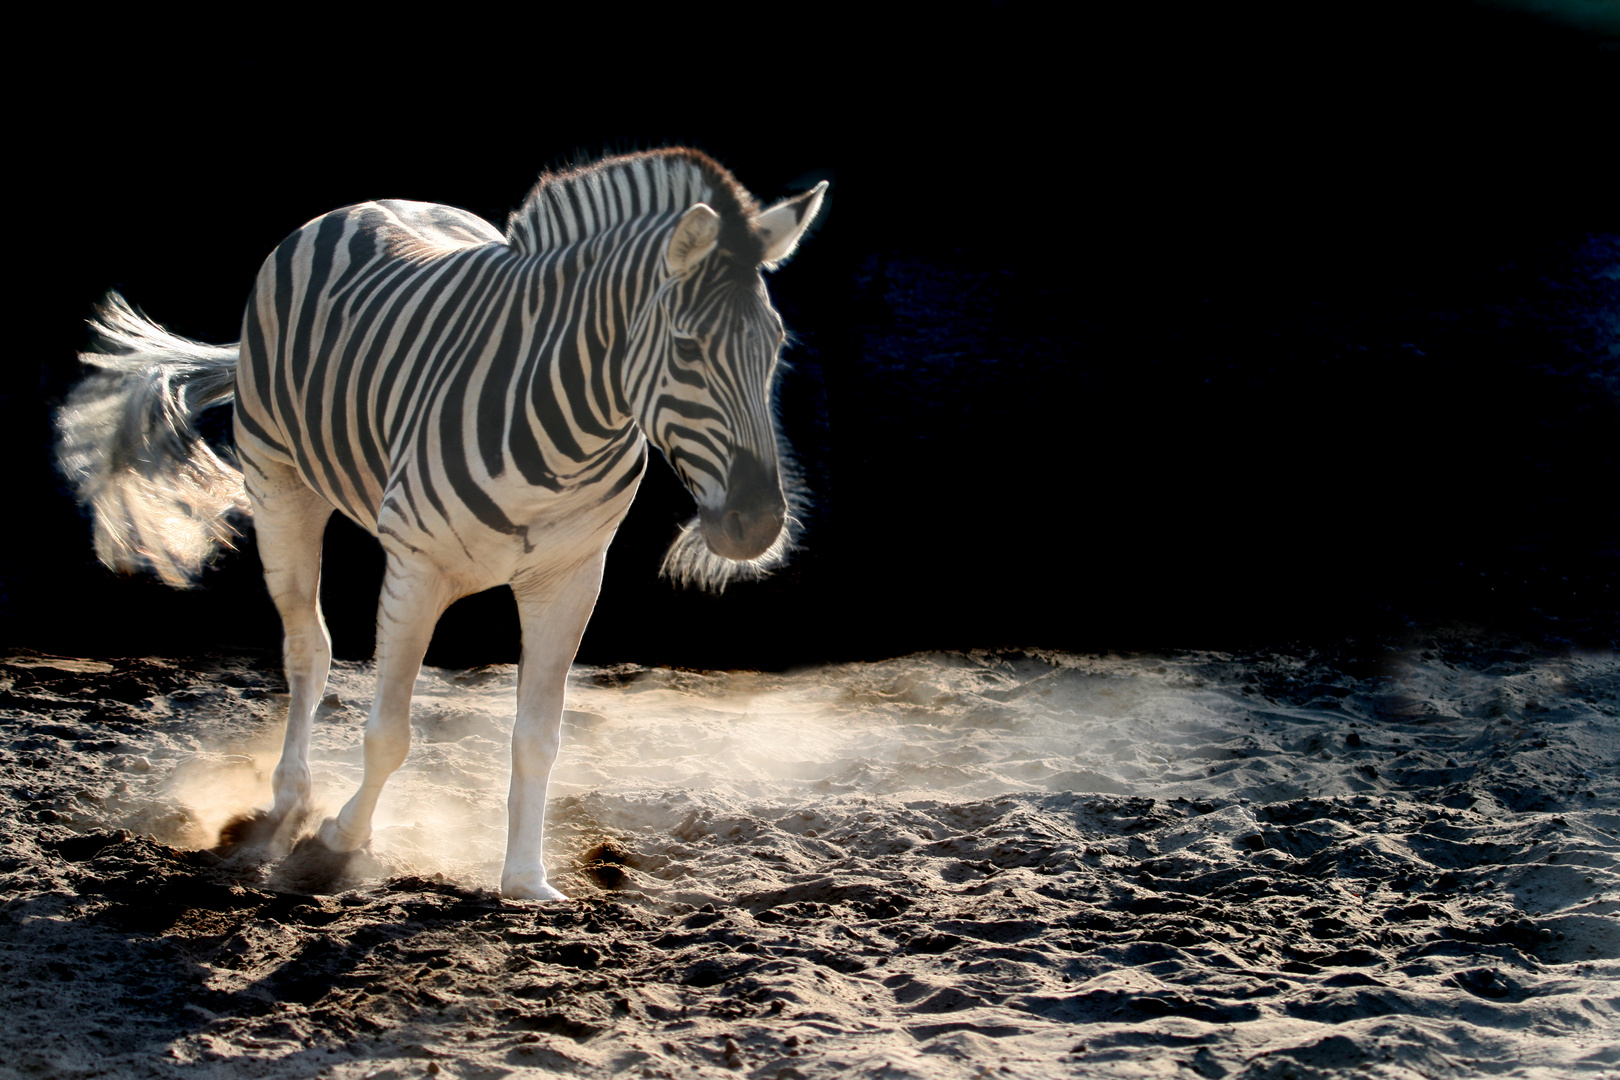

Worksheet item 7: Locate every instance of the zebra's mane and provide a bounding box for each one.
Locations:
[505,148,765,262]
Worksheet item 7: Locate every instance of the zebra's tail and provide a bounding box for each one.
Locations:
[54,291,249,588]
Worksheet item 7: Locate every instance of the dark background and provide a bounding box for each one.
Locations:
[8,1,1617,668]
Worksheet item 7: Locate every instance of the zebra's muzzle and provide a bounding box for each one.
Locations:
[699,449,785,561]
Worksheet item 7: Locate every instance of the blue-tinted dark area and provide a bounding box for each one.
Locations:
[8,2,1616,666]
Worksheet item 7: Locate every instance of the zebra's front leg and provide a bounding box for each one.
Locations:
[319,558,451,853]
[502,553,608,900]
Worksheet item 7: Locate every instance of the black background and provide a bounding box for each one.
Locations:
[8,2,1618,669]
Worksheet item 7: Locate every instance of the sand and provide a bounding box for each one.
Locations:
[0,632,1616,1078]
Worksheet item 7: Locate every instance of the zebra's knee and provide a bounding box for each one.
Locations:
[282,625,331,674]
[271,758,311,814]
[510,722,563,779]
[362,716,411,775]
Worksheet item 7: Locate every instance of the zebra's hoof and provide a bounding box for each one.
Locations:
[218,806,307,857]
[214,809,276,853]
[501,874,568,902]
[317,815,368,853]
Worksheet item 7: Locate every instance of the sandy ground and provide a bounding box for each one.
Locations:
[0,632,1616,1079]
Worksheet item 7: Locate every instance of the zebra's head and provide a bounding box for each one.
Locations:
[644,180,827,589]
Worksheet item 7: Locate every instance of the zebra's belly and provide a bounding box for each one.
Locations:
[370,454,647,594]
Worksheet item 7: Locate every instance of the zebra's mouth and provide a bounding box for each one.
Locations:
[700,504,786,561]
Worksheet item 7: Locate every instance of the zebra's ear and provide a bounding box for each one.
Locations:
[667,203,721,275]
[755,180,828,269]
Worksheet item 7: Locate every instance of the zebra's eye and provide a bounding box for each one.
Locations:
[674,336,703,364]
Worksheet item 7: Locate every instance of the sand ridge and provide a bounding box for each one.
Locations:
[0,635,1616,1077]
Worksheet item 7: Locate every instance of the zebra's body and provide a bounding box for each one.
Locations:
[236,198,649,545]
[56,148,826,898]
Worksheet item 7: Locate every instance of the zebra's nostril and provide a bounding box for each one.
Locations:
[701,502,784,561]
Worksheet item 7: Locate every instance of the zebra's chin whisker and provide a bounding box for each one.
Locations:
[658,510,799,593]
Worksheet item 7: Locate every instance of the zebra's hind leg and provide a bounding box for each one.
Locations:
[319,553,451,853]
[502,552,609,901]
[222,454,333,851]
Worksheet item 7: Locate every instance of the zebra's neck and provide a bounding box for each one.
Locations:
[502,219,673,485]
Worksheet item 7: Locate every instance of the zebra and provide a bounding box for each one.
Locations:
[55,148,826,900]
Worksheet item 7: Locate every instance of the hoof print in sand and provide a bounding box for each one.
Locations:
[1452,967,1523,1000]
[577,839,639,890]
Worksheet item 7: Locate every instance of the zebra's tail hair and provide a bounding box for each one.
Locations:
[54,291,249,588]
[658,431,810,593]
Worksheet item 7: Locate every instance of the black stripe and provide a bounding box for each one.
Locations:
[547,186,573,239]
[668,442,725,486]
[655,396,727,424]
[324,254,412,521]
[291,213,346,389]
[595,443,647,504]
[627,162,643,218]
[237,301,288,455]
[269,236,309,479]
[662,421,725,461]
[529,330,587,464]
[306,223,367,524]
[328,208,382,303]
[666,359,707,388]
[587,234,620,421]
[475,282,526,481]
[508,258,565,489]
[377,521,425,556]
[389,476,434,539]
[287,214,347,500]
[563,184,588,241]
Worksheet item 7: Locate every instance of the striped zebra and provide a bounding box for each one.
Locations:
[55,148,826,899]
